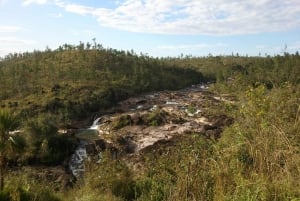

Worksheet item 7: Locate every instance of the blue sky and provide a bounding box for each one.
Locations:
[0,0,300,57]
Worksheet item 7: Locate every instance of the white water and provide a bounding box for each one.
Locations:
[166,101,178,105]
[89,117,101,130]
[69,117,101,177]
[69,140,88,177]
[69,82,210,177]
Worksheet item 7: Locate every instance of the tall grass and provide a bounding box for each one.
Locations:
[212,85,300,201]
[54,84,300,201]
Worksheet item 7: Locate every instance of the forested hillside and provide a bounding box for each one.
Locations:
[0,45,300,201]
[0,43,203,125]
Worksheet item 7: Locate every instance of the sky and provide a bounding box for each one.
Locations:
[0,0,300,58]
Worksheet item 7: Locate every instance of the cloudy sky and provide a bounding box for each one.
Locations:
[0,0,300,57]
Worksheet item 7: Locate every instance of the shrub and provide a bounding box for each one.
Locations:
[146,109,166,126]
[111,179,140,201]
[0,191,10,201]
[112,115,132,130]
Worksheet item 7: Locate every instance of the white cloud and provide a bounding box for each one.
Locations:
[22,0,47,6]
[0,26,22,33]
[0,37,37,57]
[64,4,94,15]
[0,37,36,45]
[27,0,300,35]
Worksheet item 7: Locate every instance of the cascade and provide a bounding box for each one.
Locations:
[69,117,101,177]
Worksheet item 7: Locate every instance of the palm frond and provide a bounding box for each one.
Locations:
[0,110,19,134]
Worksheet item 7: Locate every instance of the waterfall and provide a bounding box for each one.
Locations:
[69,118,101,177]
[69,140,88,177]
[89,117,101,130]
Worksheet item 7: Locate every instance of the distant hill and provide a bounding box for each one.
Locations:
[0,43,204,125]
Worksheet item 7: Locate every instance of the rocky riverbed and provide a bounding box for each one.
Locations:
[71,84,234,175]
[19,84,234,190]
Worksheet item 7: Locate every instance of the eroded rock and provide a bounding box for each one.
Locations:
[75,84,235,171]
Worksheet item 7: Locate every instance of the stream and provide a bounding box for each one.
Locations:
[67,83,233,178]
[69,118,101,177]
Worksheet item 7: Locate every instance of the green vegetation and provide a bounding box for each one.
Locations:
[0,41,203,125]
[23,115,77,165]
[0,43,300,200]
[187,105,197,114]
[146,108,167,126]
[0,110,23,191]
[112,115,133,130]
